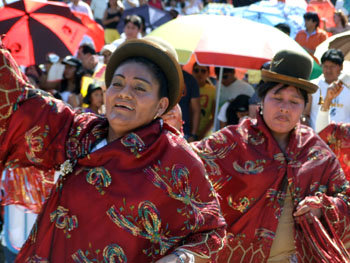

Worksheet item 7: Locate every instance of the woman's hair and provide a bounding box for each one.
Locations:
[119,57,168,99]
[60,68,83,95]
[335,10,348,28]
[226,95,250,125]
[257,82,308,105]
[124,15,142,29]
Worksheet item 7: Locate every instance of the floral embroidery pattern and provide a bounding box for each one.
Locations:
[121,133,146,158]
[107,200,182,257]
[24,255,49,262]
[255,228,275,240]
[233,160,266,175]
[307,146,330,162]
[50,206,78,238]
[266,188,286,218]
[71,243,127,263]
[86,167,112,195]
[25,125,49,164]
[144,162,221,230]
[227,195,254,213]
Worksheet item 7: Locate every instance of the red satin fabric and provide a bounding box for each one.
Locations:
[192,114,350,262]
[319,123,350,180]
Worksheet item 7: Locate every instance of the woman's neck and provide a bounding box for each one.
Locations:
[271,131,290,154]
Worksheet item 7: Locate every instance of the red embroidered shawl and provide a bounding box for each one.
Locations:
[192,114,350,263]
[0,46,226,262]
[319,123,350,181]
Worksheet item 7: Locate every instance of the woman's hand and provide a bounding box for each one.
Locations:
[294,196,322,220]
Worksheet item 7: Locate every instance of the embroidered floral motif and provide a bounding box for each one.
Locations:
[107,200,183,258]
[144,162,221,230]
[121,133,146,158]
[248,131,265,146]
[307,146,330,162]
[25,125,49,164]
[24,255,49,262]
[255,228,275,240]
[227,195,254,213]
[86,167,112,195]
[59,160,74,176]
[71,243,127,263]
[265,188,286,218]
[50,206,78,238]
[233,160,266,175]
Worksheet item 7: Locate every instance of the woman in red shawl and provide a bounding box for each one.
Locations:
[192,50,350,262]
[0,38,226,262]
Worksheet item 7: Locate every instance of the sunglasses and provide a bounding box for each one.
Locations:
[193,68,207,74]
[222,74,230,80]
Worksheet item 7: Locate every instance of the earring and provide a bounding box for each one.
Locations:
[259,105,263,115]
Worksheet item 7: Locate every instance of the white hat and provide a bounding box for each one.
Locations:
[100,44,117,54]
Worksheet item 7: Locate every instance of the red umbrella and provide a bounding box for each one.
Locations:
[0,0,87,66]
[72,11,105,52]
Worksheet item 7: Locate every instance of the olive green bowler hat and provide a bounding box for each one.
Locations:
[261,50,319,94]
[105,38,184,113]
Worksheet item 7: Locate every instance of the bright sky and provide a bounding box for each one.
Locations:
[0,0,21,7]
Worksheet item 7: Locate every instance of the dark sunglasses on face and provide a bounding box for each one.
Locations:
[193,68,207,74]
[222,74,230,79]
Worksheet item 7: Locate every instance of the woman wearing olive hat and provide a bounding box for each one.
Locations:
[192,50,350,262]
[0,38,225,262]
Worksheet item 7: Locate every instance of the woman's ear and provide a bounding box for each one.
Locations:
[157,97,170,117]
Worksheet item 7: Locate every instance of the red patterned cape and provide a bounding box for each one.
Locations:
[319,123,350,181]
[0,45,226,262]
[192,114,350,263]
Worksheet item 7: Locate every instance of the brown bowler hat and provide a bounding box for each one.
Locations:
[105,38,184,113]
[261,50,319,94]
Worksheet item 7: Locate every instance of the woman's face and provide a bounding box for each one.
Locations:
[262,84,305,137]
[90,89,104,108]
[63,64,77,80]
[106,61,169,141]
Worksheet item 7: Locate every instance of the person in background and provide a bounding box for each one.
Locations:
[322,9,350,35]
[275,22,291,36]
[295,11,328,55]
[306,49,350,129]
[100,43,117,65]
[192,49,350,262]
[102,0,124,44]
[59,55,83,108]
[68,0,94,19]
[179,69,201,142]
[122,0,139,10]
[82,83,104,114]
[111,15,142,48]
[192,62,216,140]
[90,0,108,25]
[217,94,250,128]
[215,67,255,109]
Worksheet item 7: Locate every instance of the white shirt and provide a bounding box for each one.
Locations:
[218,79,255,107]
[310,75,350,129]
[218,101,229,122]
[68,1,94,19]
[90,0,108,20]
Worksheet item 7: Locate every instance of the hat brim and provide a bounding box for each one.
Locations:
[105,39,184,113]
[261,69,318,94]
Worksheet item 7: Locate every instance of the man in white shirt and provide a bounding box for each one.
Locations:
[215,67,255,109]
[307,49,350,129]
[90,0,108,25]
[68,0,94,19]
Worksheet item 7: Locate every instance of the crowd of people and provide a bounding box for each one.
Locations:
[2,0,350,262]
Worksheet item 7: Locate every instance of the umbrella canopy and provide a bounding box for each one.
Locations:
[72,11,104,52]
[148,14,317,130]
[117,4,173,34]
[314,30,350,61]
[0,0,87,66]
[148,14,312,69]
[230,0,306,38]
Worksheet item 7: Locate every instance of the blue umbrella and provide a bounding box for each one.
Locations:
[117,4,173,33]
[230,1,306,38]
